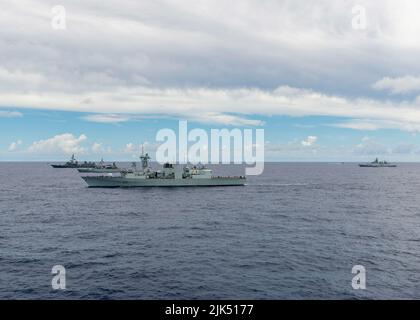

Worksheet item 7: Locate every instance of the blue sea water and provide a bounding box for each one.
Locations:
[1,162,420,299]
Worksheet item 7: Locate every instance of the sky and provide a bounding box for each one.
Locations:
[2,0,420,161]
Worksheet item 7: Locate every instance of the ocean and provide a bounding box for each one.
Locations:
[1,162,420,299]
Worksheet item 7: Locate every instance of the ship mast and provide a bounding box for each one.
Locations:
[140,143,150,171]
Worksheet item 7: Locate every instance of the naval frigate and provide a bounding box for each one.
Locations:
[81,152,246,188]
[359,158,397,168]
[51,154,96,169]
[77,159,120,173]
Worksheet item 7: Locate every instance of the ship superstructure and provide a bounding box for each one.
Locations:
[81,151,246,188]
[77,159,120,173]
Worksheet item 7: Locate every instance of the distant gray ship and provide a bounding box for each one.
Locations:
[81,152,246,188]
[77,159,120,173]
[51,154,96,169]
[359,158,397,168]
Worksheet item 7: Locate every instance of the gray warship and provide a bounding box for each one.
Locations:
[77,159,120,173]
[81,152,246,188]
[51,154,96,169]
[359,158,397,168]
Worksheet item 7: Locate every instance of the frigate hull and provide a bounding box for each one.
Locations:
[82,176,246,188]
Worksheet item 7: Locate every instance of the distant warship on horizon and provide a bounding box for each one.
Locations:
[50,154,97,169]
[359,158,397,168]
[77,158,120,173]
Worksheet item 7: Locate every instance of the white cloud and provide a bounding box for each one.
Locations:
[28,133,87,154]
[4,85,420,129]
[186,112,264,126]
[354,138,389,156]
[372,76,420,94]
[0,110,22,118]
[392,144,415,154]
[332,119,420,132]
[1,0,420,128]
[301,136,318,147]
[124,143,136,153]
[81,114,132,124]
[81,111,263,126]
[8,139,22,151]
[333,120,383,131]
[91,142,104,153]
[124,142,158,158]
